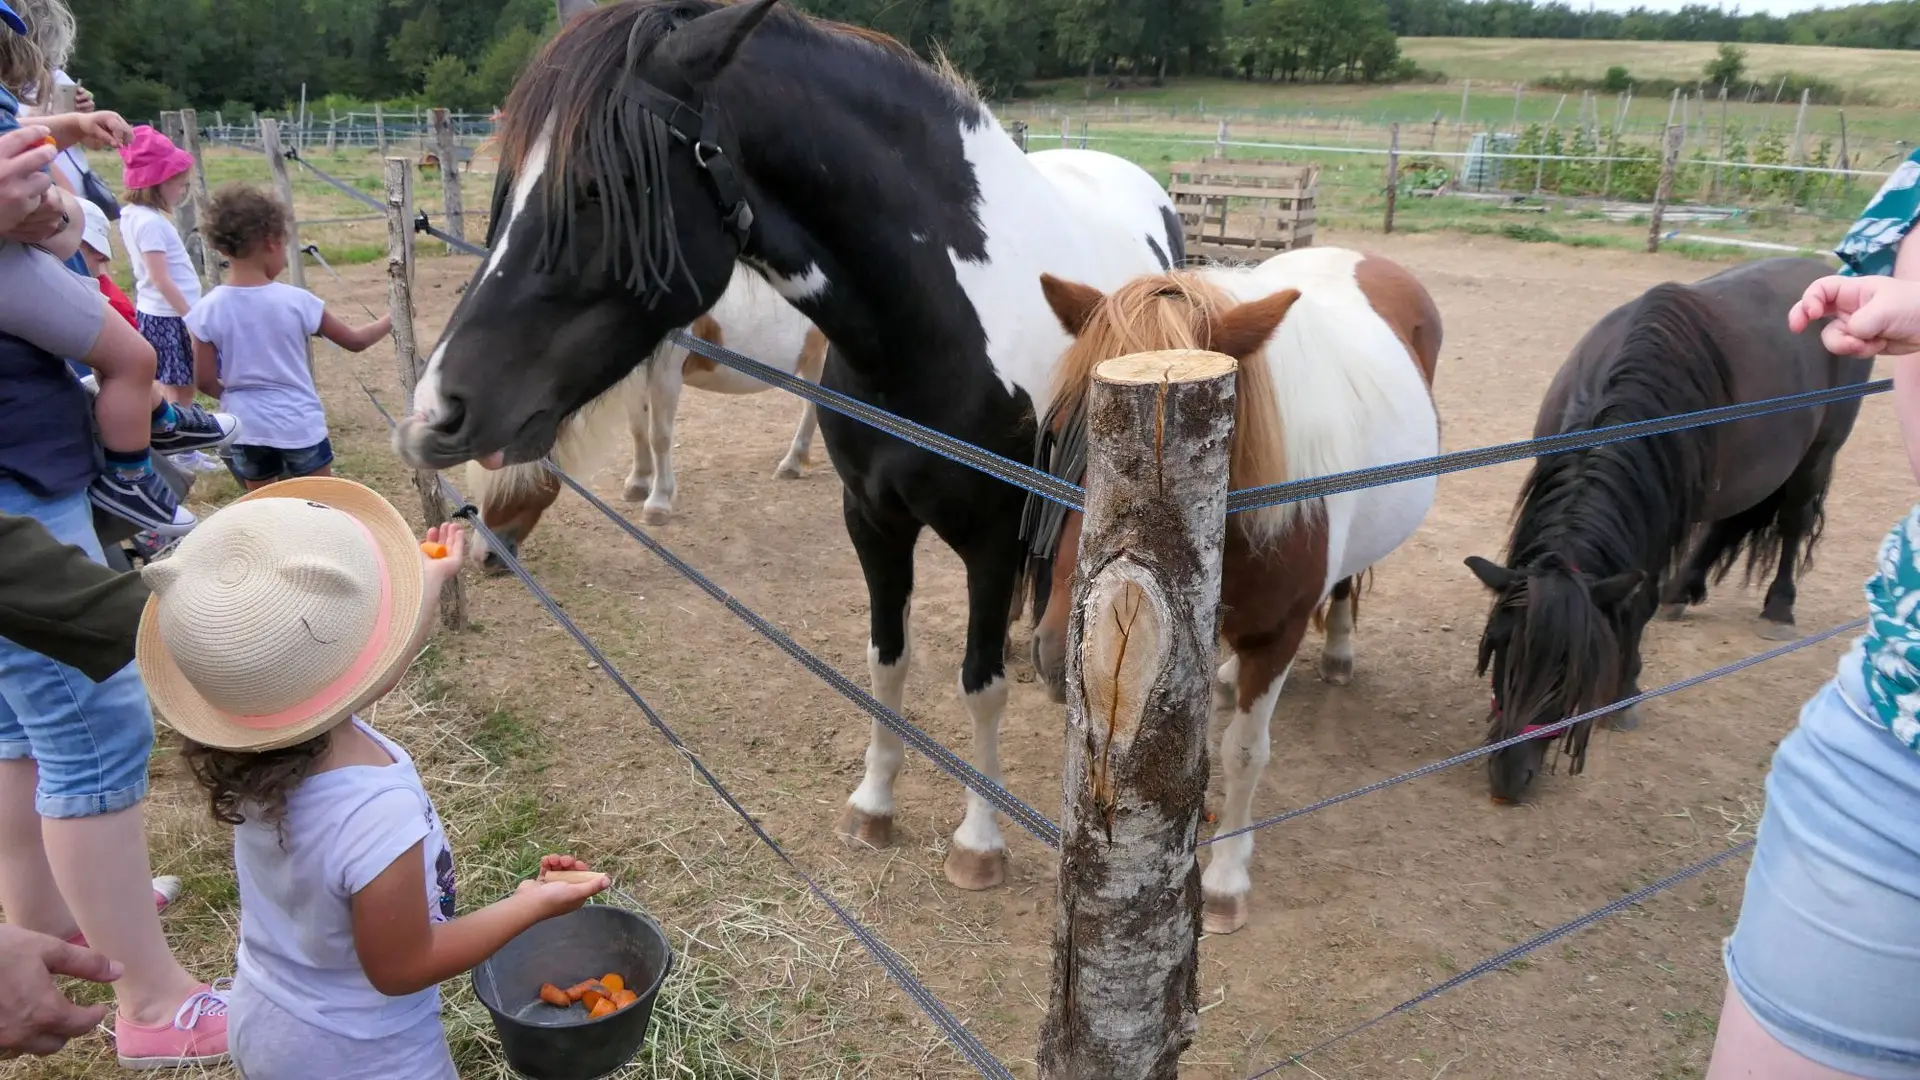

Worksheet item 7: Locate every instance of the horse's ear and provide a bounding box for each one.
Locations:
[1465,556,1516,592]
[662,0,782,85]
[1209,288,1300,360]
[1589,570,1646,609]
[555,0,597,25]
[1040,273,1105,338]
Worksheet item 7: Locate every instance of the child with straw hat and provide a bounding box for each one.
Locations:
[137,478,607,1078]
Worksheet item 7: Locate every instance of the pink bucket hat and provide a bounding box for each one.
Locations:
[119,125,193,190]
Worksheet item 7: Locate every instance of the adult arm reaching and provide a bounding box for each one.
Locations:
[0,925,122,1060]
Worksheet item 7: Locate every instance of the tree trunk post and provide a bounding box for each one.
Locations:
[158,113,207,283]
[430,108,465,251]
[1010,120,1028,153]
[385,157,469,632]
[260,118,306,291]
[1713,85,1729,200]
[1384,122,1399,234]
[178,108,222,291]
[1838,109,1852,199]
[1648,123,1683,254]
[374,102,387,155]
[1037,350,1232,1080]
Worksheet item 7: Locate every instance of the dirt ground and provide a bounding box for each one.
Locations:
[298,229,1905,1080]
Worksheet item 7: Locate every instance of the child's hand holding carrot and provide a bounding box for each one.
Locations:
[419,522,467,595]
[516,855,609,919]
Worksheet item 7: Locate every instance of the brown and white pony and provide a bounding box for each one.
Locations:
[1026,247,1442,934]
[465,264,827,565]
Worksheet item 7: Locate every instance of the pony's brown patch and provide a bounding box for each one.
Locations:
[1040,270,1296,495]
[1354,255,1442,388]
[684,314,723,375]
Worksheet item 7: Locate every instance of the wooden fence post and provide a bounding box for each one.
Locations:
[385,157,469,632]
[178,108,221,291]
[1647,123,1683,254]
[260,118,307,291]
[1790,87,1810,163]
[430,108,465,250]
[326,108,338,152]
[1010,120,1028,152]
[1214,119,1228,159]
[157,112,206,283]
[374,103,387,155]
[1038,350,1231,1080]
[1384,122,1400,234]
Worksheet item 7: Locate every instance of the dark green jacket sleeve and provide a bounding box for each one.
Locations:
[0,512,150,682]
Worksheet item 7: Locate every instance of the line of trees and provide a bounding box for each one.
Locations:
[1385,0,1920,51]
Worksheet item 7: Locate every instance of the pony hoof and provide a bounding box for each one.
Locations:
[1660,603,1688,621]
[1602,705,1642,732]
[773,463,804,480]
[1319,654,1353,686]
[1201,892,1249,935]
[834,805,894,849]
[1755,618,1799,642]
[943,845,1007,891]
[641,505,672,526]
[621,480,650,503]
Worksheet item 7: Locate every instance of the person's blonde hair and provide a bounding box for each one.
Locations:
[0,0,74,104]
[126,185,175,212]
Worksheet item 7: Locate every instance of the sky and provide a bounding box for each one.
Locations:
[1581,0,1871,10]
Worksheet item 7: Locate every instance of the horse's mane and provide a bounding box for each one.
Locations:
[491,0,972,300]
[1507,282,1734,580]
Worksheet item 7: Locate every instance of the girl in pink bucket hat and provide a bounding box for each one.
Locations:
[118,127,210,427]
[137,479,608,1078]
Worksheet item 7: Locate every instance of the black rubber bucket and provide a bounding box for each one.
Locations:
[472,905,675,1080]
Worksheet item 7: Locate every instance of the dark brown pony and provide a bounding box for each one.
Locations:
[1467,257,1873,803]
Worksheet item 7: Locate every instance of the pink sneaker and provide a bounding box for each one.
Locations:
[115,981,230,1070]
[68,876,182,949]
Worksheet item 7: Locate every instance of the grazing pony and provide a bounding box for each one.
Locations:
[393,0,1184,889]
[465,263,826,569]
[1466,257,1872,803]
[1026,247,1443,933]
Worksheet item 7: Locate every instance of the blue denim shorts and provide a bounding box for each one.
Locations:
[0,478,156,817]
[1724,671,1920,1079]
[228,439,334,483]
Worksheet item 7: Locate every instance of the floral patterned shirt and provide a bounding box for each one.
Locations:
[1855,507,1920,751]
[1836,147,1920,278]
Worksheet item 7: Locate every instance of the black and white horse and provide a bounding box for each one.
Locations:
[393,0,1182,889]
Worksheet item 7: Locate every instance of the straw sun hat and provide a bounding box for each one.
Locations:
[136,478,427,752]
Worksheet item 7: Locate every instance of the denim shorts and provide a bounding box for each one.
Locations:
[1724,671,1920,1079]
[0,478,156,817]
[228,439,334,483]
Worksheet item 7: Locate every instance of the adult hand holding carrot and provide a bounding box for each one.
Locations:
[1789,274,1920,358]
[0,125,55,233]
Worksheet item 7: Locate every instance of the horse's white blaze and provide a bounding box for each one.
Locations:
[744,257,829,301]
[417,112,556,425]
[849,599,912,820]
[1208,247,1441,593]
[945,115,1178,405]
[952,673,1009,856]
[1202,663,1288,905]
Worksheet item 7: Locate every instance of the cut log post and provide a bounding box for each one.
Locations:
[430,108,465,250]
[158,112,206,283]
[1648,123,1683,254]
[1384,122,1400,234]
[178,108,221,291]
[1010,120,1028,152]
[385,157,469,631]
[1038,350,1232,1080]
[374,102,387,155]
[260,118,306,290]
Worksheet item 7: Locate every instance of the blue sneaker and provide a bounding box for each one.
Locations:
[152,403,241,456]
[89,466,196,537]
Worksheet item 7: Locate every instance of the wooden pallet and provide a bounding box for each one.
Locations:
[1167,160,1318,261]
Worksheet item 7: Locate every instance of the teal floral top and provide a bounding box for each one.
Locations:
[1857,508,1920,750]
[1836,147,1920,277]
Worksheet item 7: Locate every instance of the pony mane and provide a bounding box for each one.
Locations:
[1506,282,1734,579]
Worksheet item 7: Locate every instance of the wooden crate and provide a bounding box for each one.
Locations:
[1167,160,1318,261]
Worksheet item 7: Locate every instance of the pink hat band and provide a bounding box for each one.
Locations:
[120,125,192,190]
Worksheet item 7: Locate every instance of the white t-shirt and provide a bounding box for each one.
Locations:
[233,719,458,1041]
[118,204,201,317]
[184,282,328,448]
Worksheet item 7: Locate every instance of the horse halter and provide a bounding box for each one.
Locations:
[619,74,755,246]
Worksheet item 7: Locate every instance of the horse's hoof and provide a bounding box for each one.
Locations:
[1755,618,1799,642]
[1319,653,1353,686]
[1660,602,1688,622]
[1602,704,1642,732]
[773,462,804,480]
[943,844,1007,891]
[621,479,650,503]
[1201,891,1249,935]
[641,505,672,526]
[834,805,894,850]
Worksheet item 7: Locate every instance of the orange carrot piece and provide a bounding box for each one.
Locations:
[612,989,638,1009]
[581,989,607,1012]
[538,983,570,1008]
[420,541,448,559]
[600,973,625,994]
[564,980,595,1003]
[588,998,616,1020]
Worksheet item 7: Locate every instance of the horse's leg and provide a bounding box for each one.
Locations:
[639,356,685,525]
[1659,521,1741,620]
[1202,617,1308,934]
[775,332,828,480]
[836,495,920,851]
[1757,453,1834,641]
[1606,588,1661,731]
[1318,576,1357,685]
[620,358,657,504]
[944,538,1022,891]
